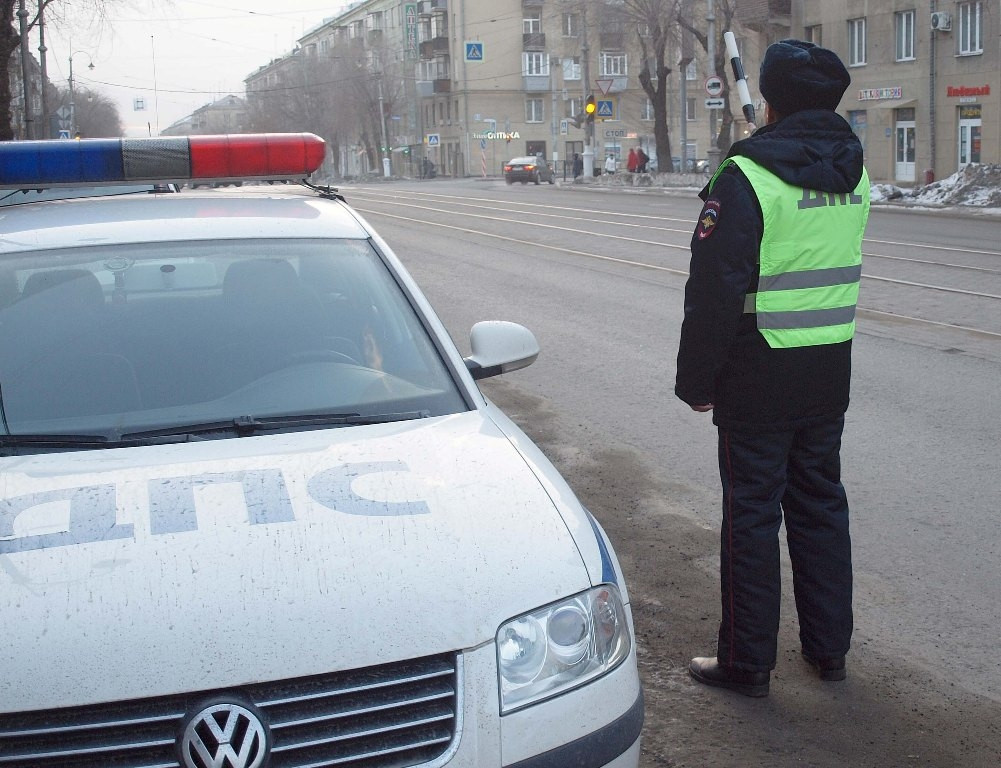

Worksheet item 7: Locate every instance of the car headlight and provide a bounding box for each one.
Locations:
[496,584,631,713]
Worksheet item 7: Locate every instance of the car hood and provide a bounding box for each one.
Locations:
[0,412,592,711]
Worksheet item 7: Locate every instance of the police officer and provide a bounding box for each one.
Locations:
[676,40,870,697]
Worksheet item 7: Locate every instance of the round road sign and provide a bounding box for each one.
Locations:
[705,75,724,98]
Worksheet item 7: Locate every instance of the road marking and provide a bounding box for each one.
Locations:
[350,207,692,274]
[355,206,1001,340]
[351,199,691,251]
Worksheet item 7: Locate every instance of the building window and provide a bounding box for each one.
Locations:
[805,24,822,45]
[686,60,697,80]
[895,11,915,61]
[523,52,549,76]
[526,97,544,123]
[642,98,654,121]
[563,56,581,81]
[523,12,542,34]
[566,97,581,119]
[848,18,866,66]
[686,97,696,121]
[562,12,578,37]
[958,1,983,55]
[600,52,627,76]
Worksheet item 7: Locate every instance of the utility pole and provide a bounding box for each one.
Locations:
[706,0,722,173]
[17,0,33,138]
[580,3,594,178]
[377,77,391,178]
[38,0,49,138]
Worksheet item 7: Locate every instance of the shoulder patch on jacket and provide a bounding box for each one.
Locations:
[696,199,721,240]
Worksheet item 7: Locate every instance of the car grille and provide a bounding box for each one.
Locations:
[0,653,460,768]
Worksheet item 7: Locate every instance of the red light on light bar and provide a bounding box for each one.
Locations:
[188,134,326,179]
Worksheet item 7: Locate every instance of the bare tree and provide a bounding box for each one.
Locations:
[1,0,128,140]
[676,0,738,154]
[620,0,680,172]
[50,83,122,137]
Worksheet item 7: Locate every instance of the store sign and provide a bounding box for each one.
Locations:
[947,85,990,98]
[472,131,521,140]
[405,4,417,57]
[858,87,902,101]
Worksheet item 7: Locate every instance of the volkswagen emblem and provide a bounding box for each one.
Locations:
[179,702,268,768]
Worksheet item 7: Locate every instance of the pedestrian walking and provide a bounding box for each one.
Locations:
[604,154,616,175]
[572,152,583,179]
[627,148,638,173]
[637,148,649,173]
[676,39,870,697]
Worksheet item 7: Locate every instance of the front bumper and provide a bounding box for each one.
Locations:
[504,690,643,768]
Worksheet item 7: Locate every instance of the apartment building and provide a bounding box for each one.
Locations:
[792,0,998,184]
[407,0,788,177]
[242,0,791,178]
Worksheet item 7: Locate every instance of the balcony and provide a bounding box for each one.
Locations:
[419,36,450,59]
[522,32,546,50]
[523,74,551,92]
[433,78,451,93]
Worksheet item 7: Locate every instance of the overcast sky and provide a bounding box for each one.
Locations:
[41,0,350,137]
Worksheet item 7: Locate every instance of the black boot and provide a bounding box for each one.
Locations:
[689,657,770,697]
[802,651,847,681]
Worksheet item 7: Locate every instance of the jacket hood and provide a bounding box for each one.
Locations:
[727,109,864,193]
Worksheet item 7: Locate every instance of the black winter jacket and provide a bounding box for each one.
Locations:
[675,110,866,431]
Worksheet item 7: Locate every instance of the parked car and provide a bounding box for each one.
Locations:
[504,156,555,185]
[0,134,642,768]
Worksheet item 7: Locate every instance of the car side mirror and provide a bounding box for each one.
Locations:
[463,321,539,380]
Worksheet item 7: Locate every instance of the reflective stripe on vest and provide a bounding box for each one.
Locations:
[711,155,870,349]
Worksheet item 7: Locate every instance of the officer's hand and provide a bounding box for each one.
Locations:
[690,403,714,412]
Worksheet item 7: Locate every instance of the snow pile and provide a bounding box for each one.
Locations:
[877,163,1001,208]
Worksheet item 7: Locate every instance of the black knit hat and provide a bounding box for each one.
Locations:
[759,39,851,115]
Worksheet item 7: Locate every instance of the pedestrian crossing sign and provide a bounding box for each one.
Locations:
[465,42,484,62]
[596,100,614,118]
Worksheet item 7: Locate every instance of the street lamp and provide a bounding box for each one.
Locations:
[68,51,94,138]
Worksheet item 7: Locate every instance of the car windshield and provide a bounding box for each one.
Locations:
[0,238,467,445]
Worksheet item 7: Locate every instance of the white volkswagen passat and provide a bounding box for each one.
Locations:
[0,134,642,768]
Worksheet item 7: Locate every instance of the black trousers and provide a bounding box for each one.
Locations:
[716,416,853,672]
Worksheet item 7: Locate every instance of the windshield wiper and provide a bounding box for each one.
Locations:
[121,410,432,442]
[0,412,432,454]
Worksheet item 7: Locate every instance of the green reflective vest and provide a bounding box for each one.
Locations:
[709,155,870,349]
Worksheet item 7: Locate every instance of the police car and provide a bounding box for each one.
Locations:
[0,134,642,768]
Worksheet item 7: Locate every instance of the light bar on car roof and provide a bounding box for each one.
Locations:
[0,133,326,188]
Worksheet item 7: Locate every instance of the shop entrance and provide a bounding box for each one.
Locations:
[958,105,982,168]
[894,110,916,182]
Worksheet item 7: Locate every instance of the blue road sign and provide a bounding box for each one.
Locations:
[465,42,483,62]
[596,100,614,118]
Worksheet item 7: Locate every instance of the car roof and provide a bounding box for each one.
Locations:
[0,186,371,254]
[509,157,539,162]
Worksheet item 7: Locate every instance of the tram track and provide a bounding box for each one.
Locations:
[346,185,1001,340]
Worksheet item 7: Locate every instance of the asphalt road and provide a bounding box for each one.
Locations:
[343,177,1001,767]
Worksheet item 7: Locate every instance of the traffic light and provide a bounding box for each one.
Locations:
[584,94,597,124]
